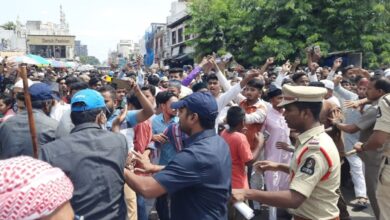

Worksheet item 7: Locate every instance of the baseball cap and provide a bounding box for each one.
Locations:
[171,92,218,121]
[278,84,327,107]
[29,83,58,102]
[160,76,169,82]
[71,89,106,112]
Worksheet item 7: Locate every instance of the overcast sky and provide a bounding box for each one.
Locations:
[1,0,175,62]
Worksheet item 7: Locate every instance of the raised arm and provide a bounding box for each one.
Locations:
[182,57,209,86]
[333,75,358,101]
[327,58,342,81]
[133,84,154,123]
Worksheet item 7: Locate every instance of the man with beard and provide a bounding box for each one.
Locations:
[332,74,368,210]
[0,83,58,159]
[152,91,179,220]
[99,85,119,130]
[40,89,128,220]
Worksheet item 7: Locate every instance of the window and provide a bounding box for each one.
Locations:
[172,31,176,45]
[30,45,66,58]
[185,33,191,41]
[178,28,183,43]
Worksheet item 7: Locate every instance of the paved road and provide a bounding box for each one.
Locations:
[149,185,376,220]
[342,186,375,220]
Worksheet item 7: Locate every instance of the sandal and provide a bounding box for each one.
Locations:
[352,197,368,211]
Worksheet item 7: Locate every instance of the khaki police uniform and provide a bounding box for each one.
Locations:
[374,94,390,220]
[279,85,341,220]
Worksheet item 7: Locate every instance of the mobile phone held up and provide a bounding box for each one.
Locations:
[117,98,127,110]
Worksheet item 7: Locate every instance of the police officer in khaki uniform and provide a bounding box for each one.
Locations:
[233,85,341,220]
[355,93,390,220]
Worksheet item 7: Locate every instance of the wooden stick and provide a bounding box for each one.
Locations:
[345,149,357,157]
[20,66,39,158]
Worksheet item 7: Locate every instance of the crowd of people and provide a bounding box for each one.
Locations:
[0,47,390,220]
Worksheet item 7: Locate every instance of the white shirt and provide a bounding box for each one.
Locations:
[327,96,341,107]
[50,101,71,122]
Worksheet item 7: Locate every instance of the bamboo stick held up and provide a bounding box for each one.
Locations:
[20,65,39,158]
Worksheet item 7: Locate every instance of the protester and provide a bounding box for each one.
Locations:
[0,93,15,123]
[333,74,368,210]
[55,81,89,138]
[40,89,128,219]
[321,79,341,107]
[221,106,263,220]
[152,91,179,220]
[88,77,102,90]
[0,83,58,159]
[1,41,389,220]
[167,68,192,97]
[262,83,293,220]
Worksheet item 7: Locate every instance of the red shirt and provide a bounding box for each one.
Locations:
[133,119,152,153]
[221,130,253,189]
[239,100,266,150]
[133,119,153,176]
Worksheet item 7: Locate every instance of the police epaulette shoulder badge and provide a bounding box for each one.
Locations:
[307,138,320,150]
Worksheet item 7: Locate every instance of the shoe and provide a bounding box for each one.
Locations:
[352,197,368,211]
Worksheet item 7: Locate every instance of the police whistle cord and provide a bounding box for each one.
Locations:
[20,66,39,158]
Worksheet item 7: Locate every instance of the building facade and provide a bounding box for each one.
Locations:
[143,23,166,67]
[75,40,88,57]
[27,35,75,59]
[0,17,27,56]
[165,0,194,67]
[153,25,169,67]
[26,5,75,59]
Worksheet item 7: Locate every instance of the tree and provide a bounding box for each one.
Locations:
[1,21,16,30]
[187,0,390,68]
[79,56,100,65]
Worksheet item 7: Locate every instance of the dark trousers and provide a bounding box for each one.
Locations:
[336,188,350,220]
[156,194,170,220]
[247,165,254,209]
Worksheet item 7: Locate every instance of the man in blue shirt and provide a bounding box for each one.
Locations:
[125,92,232,220]
[152,91,179,220]
[153,91,180,165]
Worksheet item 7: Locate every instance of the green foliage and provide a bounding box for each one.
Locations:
[1,21,16,30]
[79,56,100,65]
[187,0,390,68]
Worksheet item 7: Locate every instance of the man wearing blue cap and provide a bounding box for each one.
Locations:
[40,89,128,220]
[124,92,232,220]
[0,83,58,159]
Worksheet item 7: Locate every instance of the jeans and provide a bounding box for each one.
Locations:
[137,193,148,220]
